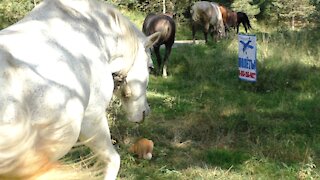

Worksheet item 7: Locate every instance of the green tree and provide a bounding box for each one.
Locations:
[272,0,315,29]
[231,0,261,17]
[0,0,39,29]
[310,0,320,25]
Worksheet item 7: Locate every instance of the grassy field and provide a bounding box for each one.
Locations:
[93,11,320,180]
[0,4,319,180]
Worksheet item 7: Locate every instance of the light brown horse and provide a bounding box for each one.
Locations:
[219,5,253,34]
[219,5,237,34]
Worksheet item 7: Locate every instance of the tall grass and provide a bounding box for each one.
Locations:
[104,11,320,179]
[1,5,318,180]
[58,11,320,179]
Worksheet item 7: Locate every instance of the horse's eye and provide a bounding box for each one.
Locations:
[148,66,154,73]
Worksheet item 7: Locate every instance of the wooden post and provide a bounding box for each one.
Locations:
[291,16,295,30]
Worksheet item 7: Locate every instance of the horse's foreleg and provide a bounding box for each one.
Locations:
[192,23,196,44]
[225,26,228,37]
[79,114,120,180]
[153,46,162,76]
[162,45,172,78]
[242,22,248,33]
[236,23,240,34]
[203,23,210,43]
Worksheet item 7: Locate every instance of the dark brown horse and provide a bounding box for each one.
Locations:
[237,12,252,33]
[142,13,176,78]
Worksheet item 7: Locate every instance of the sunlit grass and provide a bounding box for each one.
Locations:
[107,22,320,179]
[54,10,320,180]
[1,4,319,179]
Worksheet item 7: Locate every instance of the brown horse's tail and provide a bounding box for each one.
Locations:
[245,15,253,30]
[242,12,253,30]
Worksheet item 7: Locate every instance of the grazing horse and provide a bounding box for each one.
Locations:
[0,0,161,179]
[237,12,252,33]
[191,1,225,43]
[142,13,176,78]
[219,5,237,34]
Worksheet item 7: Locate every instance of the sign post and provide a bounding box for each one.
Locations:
[238,34,257,82]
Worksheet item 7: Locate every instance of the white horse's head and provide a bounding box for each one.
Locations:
[110,16,161,122]
[120,33,160,122]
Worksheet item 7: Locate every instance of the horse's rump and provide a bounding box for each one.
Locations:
[191,1,225,42]
[237,12,252,29]
[236,12,252,33]
[219,5,237,28]
[142,14,175,46]
[227,11,237,27]
[142,13,175,78]
[191,1,213,24]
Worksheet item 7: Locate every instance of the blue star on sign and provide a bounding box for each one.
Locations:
[240,40,254,52]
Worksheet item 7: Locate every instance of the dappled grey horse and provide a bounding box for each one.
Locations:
[0,0,161,179]
[191,1,225,43]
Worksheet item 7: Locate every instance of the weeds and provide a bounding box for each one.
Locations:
[66,12,320,179]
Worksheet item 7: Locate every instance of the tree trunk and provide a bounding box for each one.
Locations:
[163,0,166,13]
[291,16,295,30]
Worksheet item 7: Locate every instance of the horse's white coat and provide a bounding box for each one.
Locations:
[0,0,159,179]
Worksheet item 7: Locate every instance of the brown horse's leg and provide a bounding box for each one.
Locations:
[204,23,209,43]
[153,46,162,76]
[192,23,196,44]
[209,26,215,41]
[242,22,248,33]
[237,23,240,33]
[162,44,173,78]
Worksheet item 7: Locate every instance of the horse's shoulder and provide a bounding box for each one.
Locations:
[0,46,20,71]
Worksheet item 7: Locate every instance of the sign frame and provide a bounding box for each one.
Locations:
[238,34,257,82]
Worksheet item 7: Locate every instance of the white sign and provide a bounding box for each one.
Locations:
[238,34,257,82]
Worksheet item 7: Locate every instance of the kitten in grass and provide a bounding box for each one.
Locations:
[129,138,154,160]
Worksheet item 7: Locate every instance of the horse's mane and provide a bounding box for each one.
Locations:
[47,0,142,77]
[1,1,147,179]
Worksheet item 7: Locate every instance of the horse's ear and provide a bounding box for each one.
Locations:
[145,32,161,49]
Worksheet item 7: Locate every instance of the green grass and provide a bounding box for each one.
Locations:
[1,5,319,180]
[103,17,320,178]
[64,11,320,179]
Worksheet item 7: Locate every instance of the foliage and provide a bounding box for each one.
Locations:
[231,0,261,17]
[0,0,317,29]
[108,14,320,179]
[0,2,319,179]
[272,0,316,29]
[0,0,35,29]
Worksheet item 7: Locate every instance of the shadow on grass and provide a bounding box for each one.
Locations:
[110,28,320,179]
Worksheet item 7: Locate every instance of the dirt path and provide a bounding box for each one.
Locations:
[172,40,205,48]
